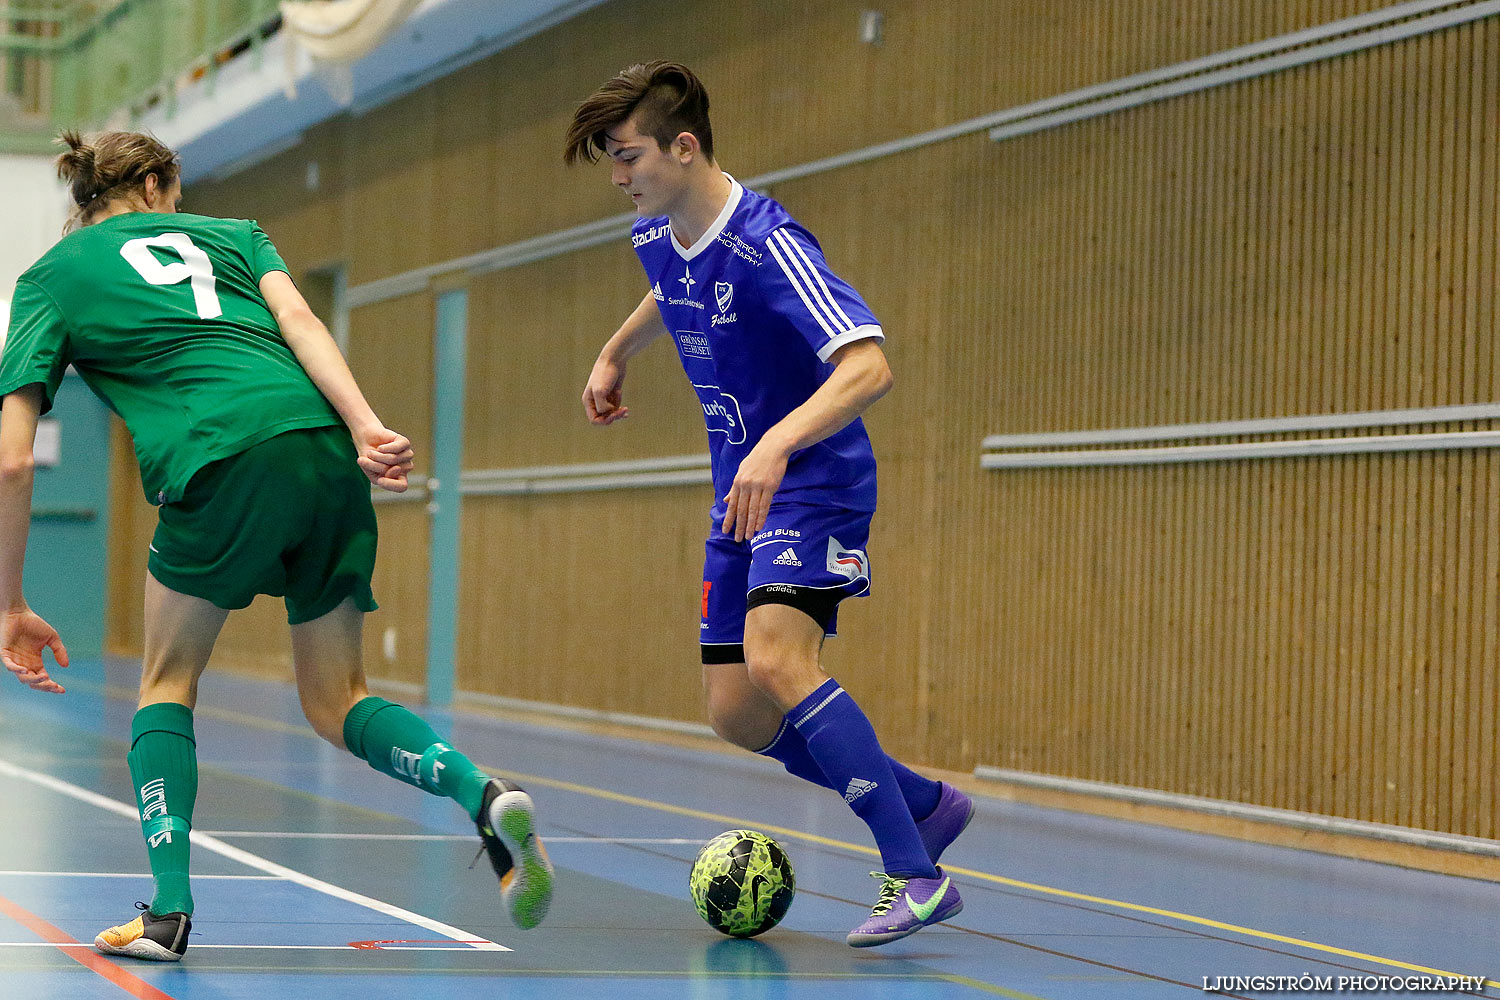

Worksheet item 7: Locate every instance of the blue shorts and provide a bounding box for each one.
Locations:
[700,502,873,658]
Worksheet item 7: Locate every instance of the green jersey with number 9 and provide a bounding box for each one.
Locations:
[0,213,341,504]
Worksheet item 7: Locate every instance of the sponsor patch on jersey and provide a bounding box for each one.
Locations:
[633,223,670,247]
[826,536,868,581]
[692,383,746,445]
[717,229,763,265]
[750,527,803,548]
[676,331,712,358]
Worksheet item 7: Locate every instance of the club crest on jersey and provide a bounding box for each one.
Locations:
[826,536,868,582]
[711,281,737,327]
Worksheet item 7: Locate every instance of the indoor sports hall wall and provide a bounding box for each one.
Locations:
[105,0,1498,841]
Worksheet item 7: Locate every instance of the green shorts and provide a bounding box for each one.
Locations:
[147,425,379,624]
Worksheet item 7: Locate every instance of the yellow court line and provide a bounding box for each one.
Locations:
[504,770,1499,990]
[82,682,1497,990]
[164,965,1043,990]
[939,974,1050,999]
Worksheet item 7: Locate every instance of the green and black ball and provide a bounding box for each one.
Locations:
[689,830,796,937]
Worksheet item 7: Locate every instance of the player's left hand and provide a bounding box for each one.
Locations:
[2,606,69,695]
[722,441,789,543]
[355,426,415,492]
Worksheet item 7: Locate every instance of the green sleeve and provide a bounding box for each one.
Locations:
[0,278,71,415]
[249,222,291,281]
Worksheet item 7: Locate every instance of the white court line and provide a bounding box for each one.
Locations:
[0,947,495,953]
[0,942,489,951]
[203,831,472,841]
[0,871,282,880]
[522,836,702,844]
[204,831,698,844]
[0,761,509,953]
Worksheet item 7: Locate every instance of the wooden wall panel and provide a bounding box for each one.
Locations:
[105,2,1500,838]
[363,502,430,689]
[455,489,709,717]
[104,418,147,658]
[922,15,1499,835]
[184,1,1403,278]
[347,295,434,689]
[941,453,1499,836]
[464,244,706,470]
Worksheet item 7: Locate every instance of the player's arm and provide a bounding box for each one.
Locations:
[259,271,413,493]
[0,384,68,693]
[721,339,892,541]
[583,289,670,425]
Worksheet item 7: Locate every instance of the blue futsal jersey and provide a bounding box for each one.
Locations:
[633,177,884,517]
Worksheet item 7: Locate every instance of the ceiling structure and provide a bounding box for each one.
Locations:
[0,0,609,172]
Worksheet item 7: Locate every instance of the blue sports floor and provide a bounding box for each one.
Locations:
[0,657,1495,999]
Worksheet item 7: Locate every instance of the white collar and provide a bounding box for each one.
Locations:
[672,174,743,261]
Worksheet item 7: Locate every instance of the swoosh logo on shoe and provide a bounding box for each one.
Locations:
[906,877,950,922]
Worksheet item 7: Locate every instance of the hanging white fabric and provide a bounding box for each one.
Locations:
[279,0,426,104]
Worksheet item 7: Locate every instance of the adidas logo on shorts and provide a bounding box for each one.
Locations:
[772,547,802,567]
[844,778,878,803]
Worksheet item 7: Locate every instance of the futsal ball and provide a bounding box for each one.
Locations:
[689,830,796,938]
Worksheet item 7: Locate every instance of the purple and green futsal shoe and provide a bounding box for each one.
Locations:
[847,868,964,947]
[915,782,975,864]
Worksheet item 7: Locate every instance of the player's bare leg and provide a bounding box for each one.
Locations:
[95,576,226,961]
[296,598,552,928]
[703,659,784,750]
[704,622,973,867]
[138,575,227,709]
[738,604,962,946]
[288,596,369,745]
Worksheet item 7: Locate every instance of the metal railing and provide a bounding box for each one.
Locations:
[979,404,1500,470]
[0,0,282,149]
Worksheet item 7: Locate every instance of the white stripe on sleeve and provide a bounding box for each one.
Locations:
[766,230,852,338]
[779,230,858,330]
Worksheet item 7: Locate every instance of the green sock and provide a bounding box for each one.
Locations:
[342,697,491,820]
[127,703,197,917]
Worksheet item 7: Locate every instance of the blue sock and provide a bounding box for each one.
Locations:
[787,679,937,878]
[756,719,943,820]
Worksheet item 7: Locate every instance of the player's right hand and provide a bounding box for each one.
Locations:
[583,357,630,426]
[355,425,415,493]
[1,605,69,695]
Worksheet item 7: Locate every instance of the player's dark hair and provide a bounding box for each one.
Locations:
[564,61,714,165]
[55,129,181,233]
